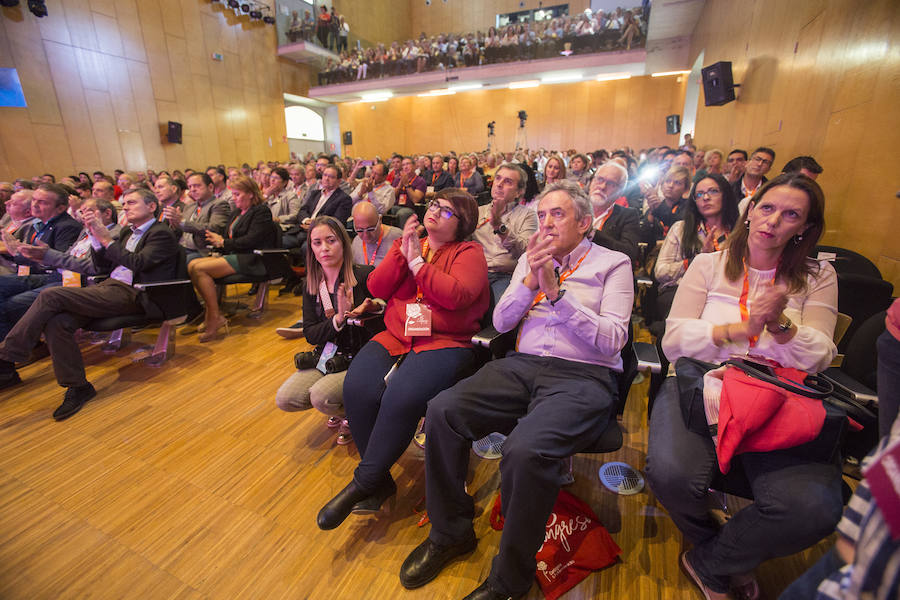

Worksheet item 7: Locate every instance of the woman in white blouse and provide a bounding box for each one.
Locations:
[646,173,842,600]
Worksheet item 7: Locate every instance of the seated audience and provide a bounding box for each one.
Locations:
[540,155,566,190]
[186,176,276,342]
[646,174,841,600]
[589,162,640,265]
[264,166,301,233]
[453,154,484,196]
[163,173,231,263]
[275,215,383,445]
[693,148,724,182]
[735,147,775,213]
[644,166,691,241]
[316,189,488,531]
[781,155,823,180]
[296,164,353,246]
[207,166,233,208]
[399,180,633,599]
[471,163,538,299]
[423,155,454,196]
[565,152,593,188]
[350,160,395,216]
[5,184,81,274]
[724,148,748,184]
[390,156,425,228]
[0,189,180,419]
[153,175,185,219]
[350,202,402,267]
[654,173,739,317]
[1,198,121,340]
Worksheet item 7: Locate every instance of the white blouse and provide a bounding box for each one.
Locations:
[663,250,838,373]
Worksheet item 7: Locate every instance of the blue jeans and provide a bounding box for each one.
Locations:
[646,378,843,593]
[342,340,476,491]
[0,273,60,340]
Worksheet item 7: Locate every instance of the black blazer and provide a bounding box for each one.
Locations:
[298,188,352,225]
[93,221,179,285]
[221,204,277,254]
[302,264,382,356]
[592,204,641,266]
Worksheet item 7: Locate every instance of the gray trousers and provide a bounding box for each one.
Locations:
[0,280,142,387]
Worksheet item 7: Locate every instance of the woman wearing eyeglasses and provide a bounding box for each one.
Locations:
[654,173,739,318]
[316,189,489,531]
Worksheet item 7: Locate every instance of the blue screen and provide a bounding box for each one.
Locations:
[0,68,27,108]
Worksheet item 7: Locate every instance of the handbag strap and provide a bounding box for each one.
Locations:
[725,359,834,399]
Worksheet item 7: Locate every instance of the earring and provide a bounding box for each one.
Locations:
[744,219,750,230]
[793,234,803,245]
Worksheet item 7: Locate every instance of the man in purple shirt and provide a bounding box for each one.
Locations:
[399,180,633,600]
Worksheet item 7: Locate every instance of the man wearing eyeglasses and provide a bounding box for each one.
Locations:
[734,147,775,214]
[471,164,537,300]
[350,201,402,267]
[350,161,394,216]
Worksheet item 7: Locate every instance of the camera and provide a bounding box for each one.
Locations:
[517,110,528,121]
[325,353,351,374]
[487,121,496,134]
[294,348,322,370]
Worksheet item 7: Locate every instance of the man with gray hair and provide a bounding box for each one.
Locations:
[472,163,538,299]
[399,180,634,600]
[588,161,640,265]
[0,188,181,421]
[0,182,14,228]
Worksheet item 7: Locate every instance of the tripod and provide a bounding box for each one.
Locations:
[514,124,528,151]
[486,131,496,152]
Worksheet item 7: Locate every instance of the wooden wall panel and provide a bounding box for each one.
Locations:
[0,0,310,180]
[336,75,683,159]
[688,0,900,290]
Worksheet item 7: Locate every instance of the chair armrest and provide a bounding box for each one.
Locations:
[253,249,291,255]
[821,369,879,407]
[472,325,501,348]
[87,275,109,285]
[472,326,517,358]
[634,341,662,374]
[134,279,192,290]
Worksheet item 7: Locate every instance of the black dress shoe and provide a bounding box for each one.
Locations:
[317,480,372,530]
[462,579,524,600]
[399,536,477,589]
[52,383,97,421]
[351,477,396,514]
[0,359,21,391]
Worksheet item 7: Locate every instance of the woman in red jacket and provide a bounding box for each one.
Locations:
[317,189,489,531]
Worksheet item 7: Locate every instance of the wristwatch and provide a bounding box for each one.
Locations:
[549,289,566,306]
[493,224,508,236]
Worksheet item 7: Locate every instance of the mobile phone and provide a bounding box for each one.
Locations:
[359,160,373,167]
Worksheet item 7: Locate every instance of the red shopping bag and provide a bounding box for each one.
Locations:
[489,490,621,599]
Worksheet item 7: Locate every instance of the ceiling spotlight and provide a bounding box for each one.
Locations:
[27,0,47,17]
[249,9,261,19]
[227,0,239,9]
[262,15,275,24]
[240,3,250,12]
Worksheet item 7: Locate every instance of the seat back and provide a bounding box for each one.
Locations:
[815,245,882,279]
[835,273,893,352]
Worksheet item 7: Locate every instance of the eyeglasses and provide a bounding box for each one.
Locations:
[695,188,722,198]
[354,225,378,233]
[427,200,458,220]
[750,156,773,166]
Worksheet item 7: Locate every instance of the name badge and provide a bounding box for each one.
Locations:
[62,270,81,287]
[399,193,408,205]
[426,186,435,196]
[863,437,900,540]
[17,265,30,276]
[404,303,432,337]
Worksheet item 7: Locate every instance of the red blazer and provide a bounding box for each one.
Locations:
[368,237,489,355]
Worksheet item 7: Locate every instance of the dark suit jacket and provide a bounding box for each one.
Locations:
[731,175,768,201]
[298,188,352,225]
[221,205,277,254]
[592,204,640,266]
[302,264,381,355]
[15,211,82,271]
[422,170,454,192]
[94,221,180,285]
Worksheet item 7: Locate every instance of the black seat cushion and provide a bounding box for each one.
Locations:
[85,314,152,331]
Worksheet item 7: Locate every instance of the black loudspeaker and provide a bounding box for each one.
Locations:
[701,61,736,106]
[342,131,352,146]
[167,121,182,144]
[666,114,680,135]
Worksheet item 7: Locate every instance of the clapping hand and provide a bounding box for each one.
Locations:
[1,229,20,256]
[747,282,788,337]
[523,231,558,299]
[18,239,49,262]
[162,205,183,226]
[700,226,720,253]
[87,215,113,247]
[347,297,379,318]
[400,215,422,263]
[204,230,225,248]
[335,282,353,324]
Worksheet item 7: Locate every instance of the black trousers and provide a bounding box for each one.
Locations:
[424,352,617,596]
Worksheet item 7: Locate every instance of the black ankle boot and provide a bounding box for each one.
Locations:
[317,480,371,530]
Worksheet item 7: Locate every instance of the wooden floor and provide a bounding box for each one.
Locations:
[0,286,834,600]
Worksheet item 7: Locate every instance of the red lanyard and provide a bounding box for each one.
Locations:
[476,217,491,230]
[530,247,589,309]
[361,226,384,266]
[700,223,723,251]
[432,172,439,184]
[739,262,759,347]
[595,209,612,232]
